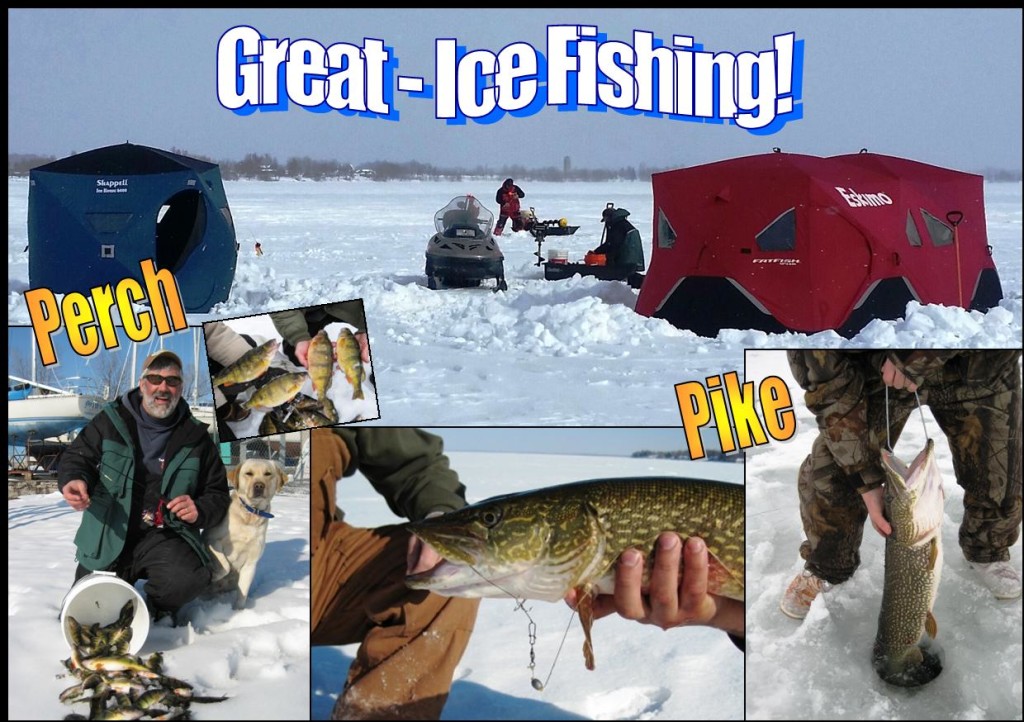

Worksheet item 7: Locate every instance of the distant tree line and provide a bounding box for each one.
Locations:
[631,449,744,463]
[8,152,1022,183]
[215,156,660,182]
[5,152,672,182]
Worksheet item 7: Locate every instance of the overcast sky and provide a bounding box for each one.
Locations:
[7,9,1022,173]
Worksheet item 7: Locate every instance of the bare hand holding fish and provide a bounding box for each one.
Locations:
[862,486,892,537]
[566,533,745,637]
[405,477,745,671]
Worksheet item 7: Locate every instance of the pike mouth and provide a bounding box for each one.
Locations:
[405,558,540,599]
[408,528,487,565]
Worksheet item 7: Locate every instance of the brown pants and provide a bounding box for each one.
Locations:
[310,430,480,720]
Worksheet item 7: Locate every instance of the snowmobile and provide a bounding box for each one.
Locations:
[425,195,507,292]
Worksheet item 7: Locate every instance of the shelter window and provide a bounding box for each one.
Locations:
[905,211,922,247]
[920,209,953,247]
[85,212,134,234]
[100,245,115,258]
[657,208,677,249]
[755,208,796,251]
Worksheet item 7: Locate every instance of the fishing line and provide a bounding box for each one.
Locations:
[465,564,572,692]
[885,385,930,451]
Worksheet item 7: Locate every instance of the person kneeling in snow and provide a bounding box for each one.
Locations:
[590,205,646,281]
[58,351,231,624]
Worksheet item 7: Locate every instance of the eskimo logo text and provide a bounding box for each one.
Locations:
[835,186,892,208]
[96,179,129,194]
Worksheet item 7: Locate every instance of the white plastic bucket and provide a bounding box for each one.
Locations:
[547,248,569,264]
[59,571,149,655]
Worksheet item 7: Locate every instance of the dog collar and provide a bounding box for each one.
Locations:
[239,498,274,519]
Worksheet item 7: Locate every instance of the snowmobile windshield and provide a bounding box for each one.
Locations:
[434,196,495,238]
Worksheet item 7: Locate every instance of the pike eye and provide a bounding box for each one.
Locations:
[480,510,502,527]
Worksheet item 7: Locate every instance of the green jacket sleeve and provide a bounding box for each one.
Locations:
[270,309,314,347]
[331,428,468,521]
[622,227,645,270]
[324,302,366,333]
[192,435,231,531]
[787,350,886,493]
[57,410,106,492]
[270,303,367,347]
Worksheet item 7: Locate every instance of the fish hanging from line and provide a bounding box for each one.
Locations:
[872,438,945,688]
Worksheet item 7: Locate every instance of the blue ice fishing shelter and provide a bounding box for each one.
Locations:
[28,143,237,313]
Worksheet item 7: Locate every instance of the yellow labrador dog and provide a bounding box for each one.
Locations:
[203,458,287,608]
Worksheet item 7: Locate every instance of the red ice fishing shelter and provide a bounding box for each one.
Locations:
[634,151,1003,337]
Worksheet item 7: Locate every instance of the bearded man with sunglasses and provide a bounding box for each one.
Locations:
[59,350,231,623]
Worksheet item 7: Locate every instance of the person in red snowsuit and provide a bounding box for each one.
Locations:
[493,178,525,235]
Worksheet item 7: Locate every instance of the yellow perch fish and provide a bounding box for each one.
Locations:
[211,339,280,387]
[335,328,366,400]
[242,372,307,410]
[406,477,745,669]
[307,330,335,402]
[873,439,945,687]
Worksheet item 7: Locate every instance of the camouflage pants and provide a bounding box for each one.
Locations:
[799,355,1022,583]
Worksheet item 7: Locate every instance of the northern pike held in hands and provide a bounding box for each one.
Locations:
[406,477,744,669]
[873,439,945,688]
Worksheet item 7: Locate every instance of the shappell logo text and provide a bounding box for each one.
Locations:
[96,178,129,194]
[216,25,805,135]
[835,186,893,208]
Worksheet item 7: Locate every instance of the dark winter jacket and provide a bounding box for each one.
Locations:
[593,208,646,271]
[58,393,230,571]
[331,427,469,521]
[495,180,525,209]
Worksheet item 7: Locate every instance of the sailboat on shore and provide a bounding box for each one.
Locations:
[7,374,105,443]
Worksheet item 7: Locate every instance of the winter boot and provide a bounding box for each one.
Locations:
[968,560,1022,600]
[780,569,833,619]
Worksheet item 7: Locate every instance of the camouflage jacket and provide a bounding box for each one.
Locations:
[787,350,1020,493]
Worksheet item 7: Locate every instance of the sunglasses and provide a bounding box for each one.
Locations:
[143,374,183,388]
